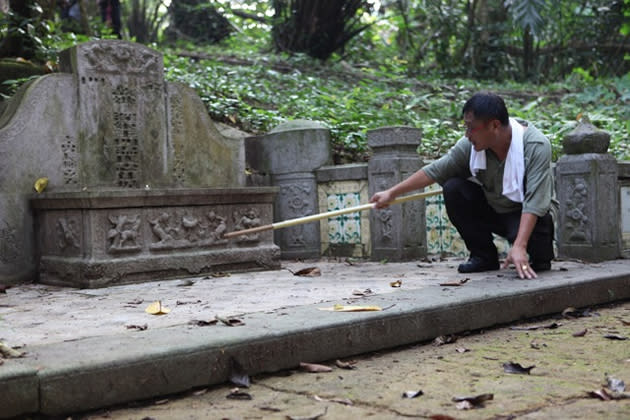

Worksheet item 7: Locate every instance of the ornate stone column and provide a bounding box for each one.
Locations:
[245,120,332,259]
[367,126,426,261]
[556,119,620,261]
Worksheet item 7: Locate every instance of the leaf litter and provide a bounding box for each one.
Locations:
[503,361,535,375]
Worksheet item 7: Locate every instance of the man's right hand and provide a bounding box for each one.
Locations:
[369,190,395,209]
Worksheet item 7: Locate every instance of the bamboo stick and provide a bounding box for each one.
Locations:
[223,189,442,239]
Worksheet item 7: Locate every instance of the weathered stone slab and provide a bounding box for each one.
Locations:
[31,188,279,288]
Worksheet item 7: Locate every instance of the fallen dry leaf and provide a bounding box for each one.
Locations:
[145,300,171,315]
[216,315,245,326]
[439,278,469,287]
[0,342,25,358]
[572,328,588,337]
[188,319,218,327]
[587,388,613,401]
[335,359,357,369]
[352,288,373,296]
[603,334,628,340]
[291,267,321,277]
[402,390,424,399]
[319,304,382,312]
[176,279,195,287]
[433,335,457,346]
[390,280,402,288]
[287,407,328,420]
[510,322,561,331]
[562,307,597,318]
[503,361,535,375]
[452,393,493,409]
[226,388,252,400]
[125,324,148,331]
[299,362,333,373]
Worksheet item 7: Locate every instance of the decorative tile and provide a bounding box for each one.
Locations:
[318,181,370,256]
[424,184,509,258]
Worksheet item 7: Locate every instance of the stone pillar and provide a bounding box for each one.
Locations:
[245,120,332,259]
[368,126,426,261]
[556,119,620,262]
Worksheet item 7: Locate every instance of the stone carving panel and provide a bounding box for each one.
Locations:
[107,214,142,253]
[565,177,590,243]
[169,95,185,185]
[279,183,313,247]
[233,208,262,243]
[81,42,161,76]
[149,209,228,250]
[61,136,79,186]
[56,216,81,251]
[111,109,140,188]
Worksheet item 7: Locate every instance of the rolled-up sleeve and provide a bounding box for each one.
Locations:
[522,138,553,216]
[422,137,471,185]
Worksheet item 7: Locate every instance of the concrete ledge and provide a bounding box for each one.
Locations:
[6,261,630,417]
[0,363,39,418]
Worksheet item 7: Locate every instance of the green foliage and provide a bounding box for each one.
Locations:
[163,35,630,163]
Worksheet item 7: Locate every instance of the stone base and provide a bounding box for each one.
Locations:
[31,188,280,288]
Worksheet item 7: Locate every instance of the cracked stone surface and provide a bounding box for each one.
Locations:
[79,301,630,419]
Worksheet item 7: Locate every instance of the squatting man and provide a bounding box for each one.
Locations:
[370,92,556,279]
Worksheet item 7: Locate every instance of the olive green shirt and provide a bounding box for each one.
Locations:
[423,121,556,217]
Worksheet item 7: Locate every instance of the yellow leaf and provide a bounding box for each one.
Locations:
[145,300,171,315]
[34,177,49,193]
[390,280,402,288]
[319,305,382,312]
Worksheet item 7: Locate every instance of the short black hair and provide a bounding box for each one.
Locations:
[462,92,509,126]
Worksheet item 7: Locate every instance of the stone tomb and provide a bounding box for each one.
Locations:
[0,40,279,287]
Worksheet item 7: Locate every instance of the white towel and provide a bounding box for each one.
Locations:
[469,118,525,202]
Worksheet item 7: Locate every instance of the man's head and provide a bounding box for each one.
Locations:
[462,92,509,126]
[461,92,510,151]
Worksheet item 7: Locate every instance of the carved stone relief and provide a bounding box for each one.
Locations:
[107,214,142,253]
[279,183,312,247]
[233,208,262,243]
[169,95,185,185]
[81,43,161,76]
[149,210,228,250]
[111,109,140,188]
[377,208,393,241]
[565,177,590,243]
[281,184,312,216]
[56,217,80,250]
[61,136,79,185]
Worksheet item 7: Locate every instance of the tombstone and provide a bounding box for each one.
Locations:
[0,40,280,287]
[245,120,332,259]
[367,126,427,261]
[556,119,621,262]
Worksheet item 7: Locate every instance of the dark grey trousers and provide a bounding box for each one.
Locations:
[442,177,554,263]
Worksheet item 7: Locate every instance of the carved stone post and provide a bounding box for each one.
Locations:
[368,126,426,261]
[556,119,620,261]
[245,120,332,259]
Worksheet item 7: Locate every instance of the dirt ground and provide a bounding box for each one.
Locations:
[73,300,630,420]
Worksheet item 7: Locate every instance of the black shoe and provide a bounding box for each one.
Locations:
[530,261,551,272]
[458,257,500,273]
